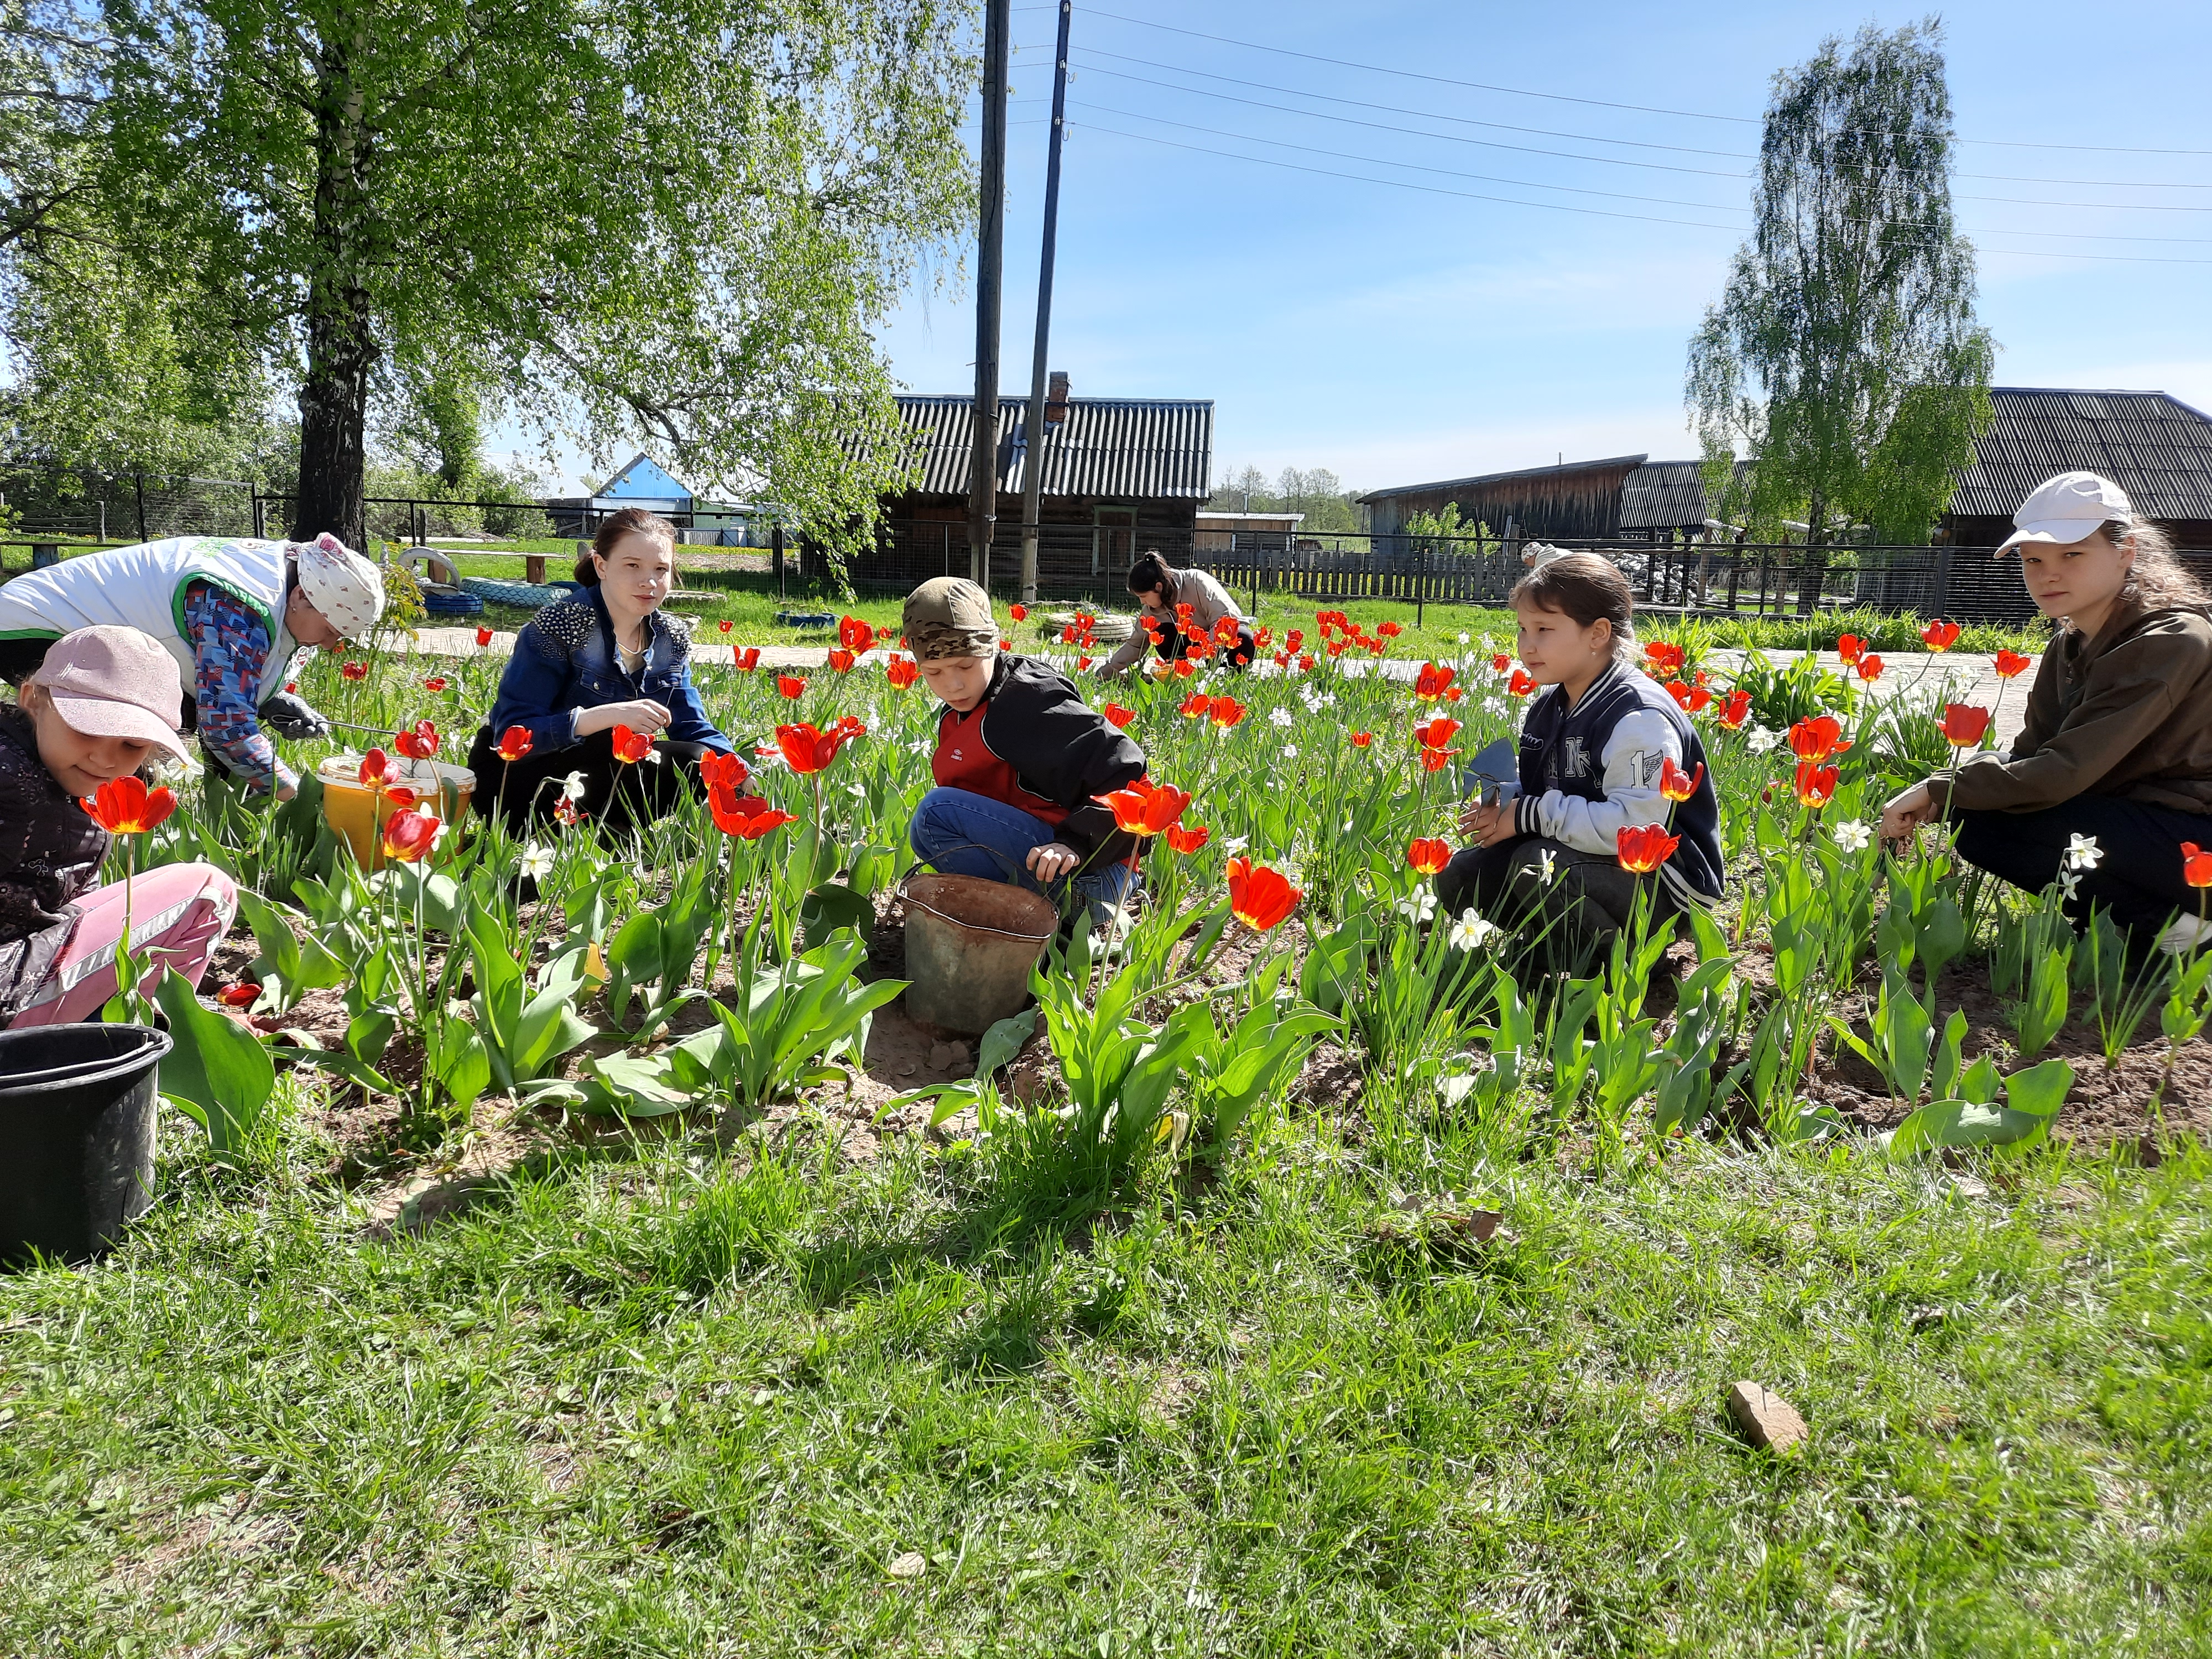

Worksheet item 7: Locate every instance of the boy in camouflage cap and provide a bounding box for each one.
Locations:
[901,577,1146,928]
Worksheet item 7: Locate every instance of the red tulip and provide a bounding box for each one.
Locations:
[1940,703,1991,747]
[734,647,760,671]
[1227,857,1301,931]
[1857,654,1884,682]
[1994,649,2032,679]
[1921,619,1961,651]
[380,806,441,863]
[709,786,796,839]
[1179,692,1210,718]
[1208,696,1245,728]
[1717,689,1752,731]
[340,659,368,681]
[496,725,534,763]
[1616,823,1681,873]
[1414,715,1463,751]
[1010,603,1029,623]
[1645,640,1685,675]
[394,720,439,761]
[698,750,749,793]
[553,797,583,827]
[1102,703,1136,729]
[718,619,733,634]
[776,674,806,700]
[775,719,863,775]
[1284,629,1305,653]
[81,776,177,836]
[474,626,494,649]
[1407,837,1452,875]
[1077,654,1093,671]
[1659,756,1703,802]
[1350,731,1372,748]
[1836,633,1865,665]
[217,982,261,1009]
[1173,660,1196,679]
[1213,615,1243,648]
[2185,842,2212,888]
[422,676,448,693]
[1378,620,1403,639]
[1095,776,1191,837]
[885,656,919,689]
[1414,662,1455,700]
[358,748,399,787]
[838,615,873,652]
[1165,824,1211,855]
[827,648,856,674]
[608,724,652,764]
[1787,716,1849,763]
[1507,669,1536,697]
[1297,654,1315,672]
[1326,640,1348,659]
[1418,749,1453,774]
[1492,654,1511,674]
[1793,761,1840,809]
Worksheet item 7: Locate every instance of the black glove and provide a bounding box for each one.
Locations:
[258,691,331,743]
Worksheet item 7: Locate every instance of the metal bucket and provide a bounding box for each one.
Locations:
[899,872,1058,1035]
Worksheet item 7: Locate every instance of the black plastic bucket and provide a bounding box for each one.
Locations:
[0,1023,173,1266]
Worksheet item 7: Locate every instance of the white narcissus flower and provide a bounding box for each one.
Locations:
[519,843,556,881]
[2065,833,2103,871]
[1282,744,1298,759]
[1449,909,1498,951]
[640,748,664,765]
[2057,869,2082,901]
[1832,820,1872,853]
[1746,726,1781,754]
[1458,632,1472,645]
[559,770,589,802]
[1269,706,1294,728]
[1222,836,1250,854]
[1397,888,1439,924]
[1537,848,1557,885]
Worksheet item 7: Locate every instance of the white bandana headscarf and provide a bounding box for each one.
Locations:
[291,532,385,637]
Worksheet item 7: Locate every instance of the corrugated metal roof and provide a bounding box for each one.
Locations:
[1950,388,2212,521]
[1356,454,1648,505]
[884,394,1213,499]
[1619,461,1715,529]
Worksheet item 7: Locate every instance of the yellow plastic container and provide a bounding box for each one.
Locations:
[317,758,476,870]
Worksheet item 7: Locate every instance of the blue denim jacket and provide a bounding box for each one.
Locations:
[489,588,732,755]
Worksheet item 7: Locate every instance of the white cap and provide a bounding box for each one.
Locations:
[1995,471,2133,556]
[291,532,386,637]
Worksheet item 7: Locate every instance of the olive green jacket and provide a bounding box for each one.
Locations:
[1931,593,2212,816]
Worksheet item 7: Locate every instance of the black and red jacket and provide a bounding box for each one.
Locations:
[931,654,1145,868]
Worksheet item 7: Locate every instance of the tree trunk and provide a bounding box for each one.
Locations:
[290,19,377,554]
[1796,487,1828,615]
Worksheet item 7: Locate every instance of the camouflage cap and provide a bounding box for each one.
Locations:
[902,576,1000,661]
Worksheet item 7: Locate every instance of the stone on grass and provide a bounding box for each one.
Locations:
[887,1551,927,1578]
[1726,1381,1807,1454]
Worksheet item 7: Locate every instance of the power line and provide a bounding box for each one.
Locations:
[1059,4,2212,157]
[1066,97,2212,243]
[1057,47,2212,203]
[1072,119,2212,264]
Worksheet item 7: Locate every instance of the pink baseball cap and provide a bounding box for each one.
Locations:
[27,627,190,761]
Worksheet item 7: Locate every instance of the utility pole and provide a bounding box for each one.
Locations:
[967,0,1013,588]
[1017,0,1073,607]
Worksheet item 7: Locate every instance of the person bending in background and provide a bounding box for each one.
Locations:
[1881,472,2212,956]
[903,577,1146,933]
[1437,552,1723,968]
[0,628,235,1026]
[1095,551,1258,679]
[469,507,734,835]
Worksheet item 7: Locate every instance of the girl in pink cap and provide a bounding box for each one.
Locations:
[0,626,237,1027]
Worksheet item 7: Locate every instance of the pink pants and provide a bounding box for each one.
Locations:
[11,862,238,1027]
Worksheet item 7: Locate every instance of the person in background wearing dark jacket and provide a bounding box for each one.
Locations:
[1436,552,1723,968]
[903,577,1146,930]
[1880,472,2212,954]
[0,627,236,1026]
[468,506,734,834]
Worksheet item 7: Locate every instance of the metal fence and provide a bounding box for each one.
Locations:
[0,466,257,548]
[851,518,2212,625]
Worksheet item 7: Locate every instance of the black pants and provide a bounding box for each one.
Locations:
[1159,625,1257,670]
[466,723,713,836]
[1437,833,1685,972]
[0,635,198,730]
[1955,797,2212,933]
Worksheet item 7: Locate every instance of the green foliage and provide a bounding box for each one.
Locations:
[152,964,275,1159]
[1687,20,1993,544]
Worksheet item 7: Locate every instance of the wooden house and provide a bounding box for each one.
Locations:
[1940,387,2212,551]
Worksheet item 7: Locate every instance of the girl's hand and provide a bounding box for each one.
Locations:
[578,700,671,737]
[1026,842,1081,881]
[1879,782,1935,846]
[1478,806,1521,848]
[1459,800,1496,841]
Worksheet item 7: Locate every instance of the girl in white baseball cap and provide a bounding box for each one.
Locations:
[1881,470,2212,956]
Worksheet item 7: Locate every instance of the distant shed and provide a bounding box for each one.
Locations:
[1942,387,2212,550]
[1358,455,1651,546]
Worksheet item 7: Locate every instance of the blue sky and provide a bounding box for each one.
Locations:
[869,0,2212,496]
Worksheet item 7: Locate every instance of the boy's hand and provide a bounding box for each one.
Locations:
[1026,842,1081,881]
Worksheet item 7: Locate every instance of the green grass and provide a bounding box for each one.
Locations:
[2,1097,2205,1653]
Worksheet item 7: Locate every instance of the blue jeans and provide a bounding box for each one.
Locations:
[907,787,1133,925]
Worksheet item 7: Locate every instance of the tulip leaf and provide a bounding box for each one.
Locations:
[153,967,275,1160]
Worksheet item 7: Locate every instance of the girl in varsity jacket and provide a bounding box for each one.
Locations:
[1435,552,1723,967]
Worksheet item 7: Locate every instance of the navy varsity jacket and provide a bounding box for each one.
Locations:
[1501,661,1725,904]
